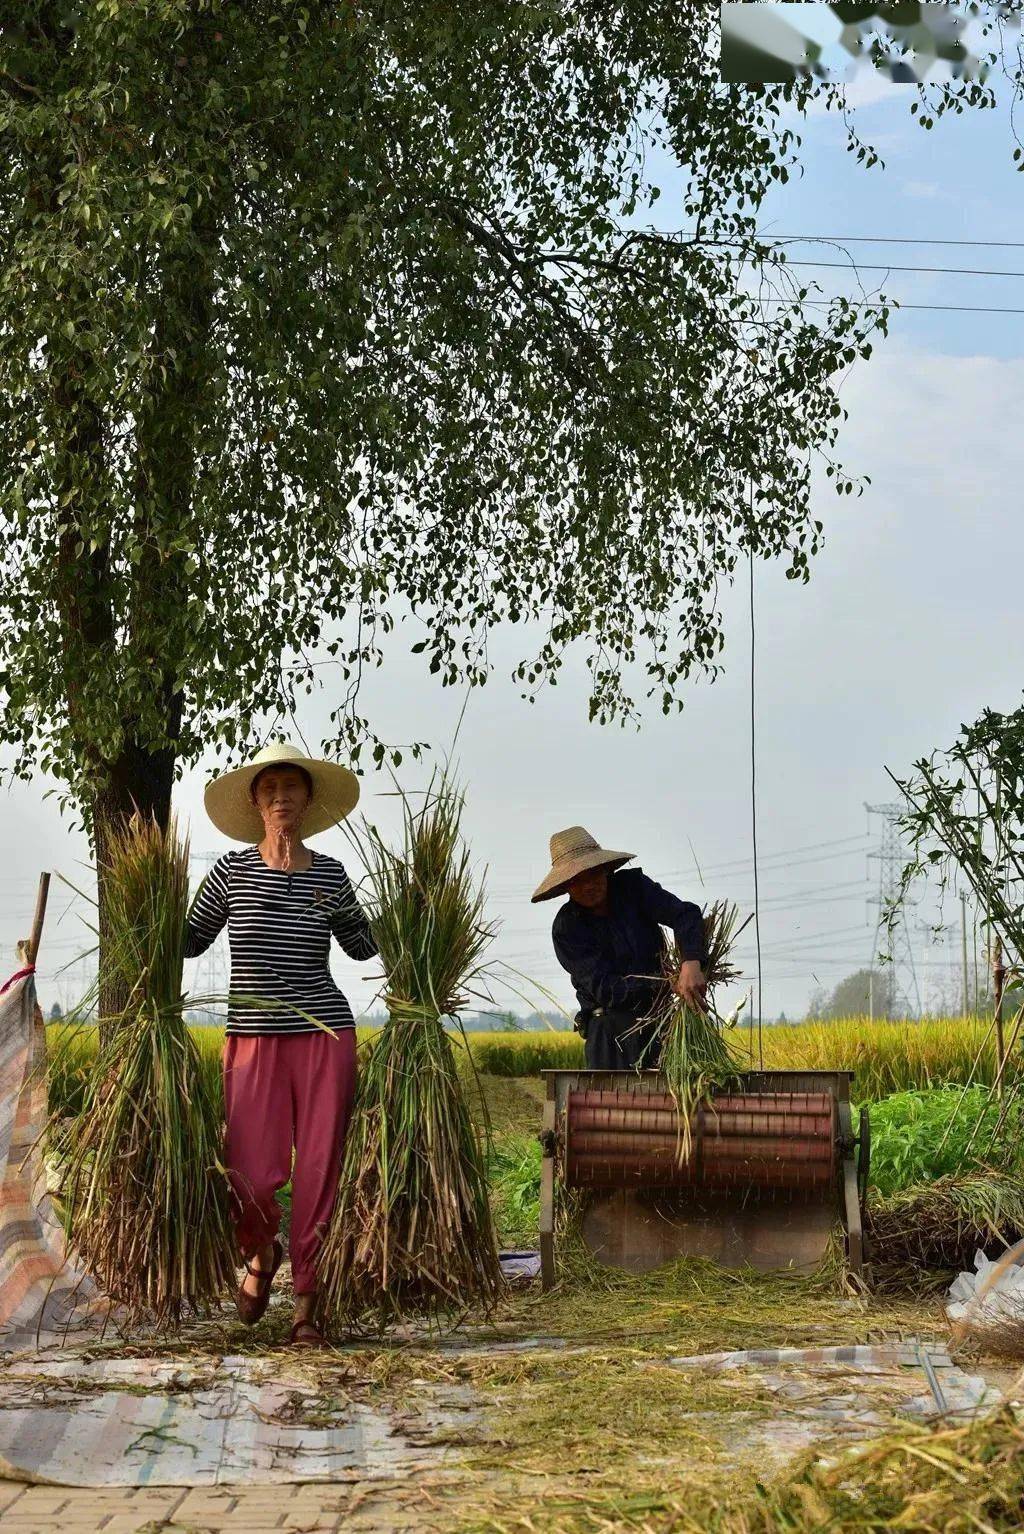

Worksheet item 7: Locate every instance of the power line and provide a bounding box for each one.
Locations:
[749,541,763,1068]
[751,298,1024,315]
[780,259,1024,279]
[709,234,1024,250]
[659,832,870,879]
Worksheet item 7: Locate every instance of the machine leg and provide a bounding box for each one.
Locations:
[539,1098,556,1292]
[838,1101,864,1277]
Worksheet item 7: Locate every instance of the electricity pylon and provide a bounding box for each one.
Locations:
[865,801,921,1019]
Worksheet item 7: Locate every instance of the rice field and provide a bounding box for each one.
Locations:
[46,1013,1018,1120]
[450,1015,1017,1096]
[45,1011,1024,1287]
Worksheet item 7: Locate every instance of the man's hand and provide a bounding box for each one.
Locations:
[673,959,708,1012]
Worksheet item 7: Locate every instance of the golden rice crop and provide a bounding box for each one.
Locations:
[49,1014,1015,1098]
[760,1015,1013,1099]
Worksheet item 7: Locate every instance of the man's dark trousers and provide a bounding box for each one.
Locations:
[583,1009,661,1070]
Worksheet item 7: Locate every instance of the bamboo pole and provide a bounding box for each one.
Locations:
[961,892,969,1018]
[993,934,1007,1102]
[18,871,50,966]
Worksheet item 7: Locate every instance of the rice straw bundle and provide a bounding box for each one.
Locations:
[54,813,234,1325]
[650,900,750,1160]
[866,1171,1024,1271]
[317,782,503,1328]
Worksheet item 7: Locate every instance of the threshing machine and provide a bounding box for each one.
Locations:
[538,1069,870,1286]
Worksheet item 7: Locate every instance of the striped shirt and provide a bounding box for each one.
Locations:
[183,847,378,1036]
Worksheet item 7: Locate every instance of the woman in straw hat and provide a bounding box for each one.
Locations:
[184,743,377,1347]
[533,827,707,1070]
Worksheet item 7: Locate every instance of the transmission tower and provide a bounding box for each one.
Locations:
[187,852,229,1019]
[865,802,921,1018]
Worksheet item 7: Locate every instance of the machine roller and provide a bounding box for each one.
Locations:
[538,1068,869,1287]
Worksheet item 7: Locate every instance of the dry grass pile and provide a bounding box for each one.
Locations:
[866,1171,1024,1272]
[317,782,503,1329]
[452,1398,1024,1533]
[53,814,234,1325]
[743,1409,1024,1534]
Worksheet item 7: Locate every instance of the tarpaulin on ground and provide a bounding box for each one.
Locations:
[0,970,106,1351]
[0,1353,469,1486]
[664,1341,1004,1420]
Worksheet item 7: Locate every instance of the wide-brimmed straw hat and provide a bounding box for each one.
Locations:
[531,825,634,903]
[204,742,361,843]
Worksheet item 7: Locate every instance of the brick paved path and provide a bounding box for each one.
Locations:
[0,1478,448,1532]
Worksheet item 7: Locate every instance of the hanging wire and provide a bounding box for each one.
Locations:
[749,517,764,1070]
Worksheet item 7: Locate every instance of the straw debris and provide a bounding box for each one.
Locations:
[866,1172,1024,1270]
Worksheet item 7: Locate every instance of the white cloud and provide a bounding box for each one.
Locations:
[902,178,947,199]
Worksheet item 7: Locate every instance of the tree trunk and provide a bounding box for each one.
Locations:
[92,734,179,1025]
[39,12,217,1028]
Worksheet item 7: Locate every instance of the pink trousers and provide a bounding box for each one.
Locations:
[223,1030,357,1293]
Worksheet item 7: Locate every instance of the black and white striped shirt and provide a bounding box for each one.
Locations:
[183,848,378,1036]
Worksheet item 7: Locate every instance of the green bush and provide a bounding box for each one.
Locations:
[864,1086,1023,1196]
[487,1133,542,1244]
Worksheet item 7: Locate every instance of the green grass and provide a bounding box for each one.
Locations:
[486,1135,542,1247]
[864,1085,1023,1195]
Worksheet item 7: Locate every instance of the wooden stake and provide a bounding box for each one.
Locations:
[20,871,51,967]
[993,933,1007,1102]
[961,893,969,1018]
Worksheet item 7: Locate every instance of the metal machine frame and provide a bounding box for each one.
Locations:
[538,1068,869,1289]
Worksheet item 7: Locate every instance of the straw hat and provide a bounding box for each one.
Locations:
[531,826,634,903]
[204,742,361,843]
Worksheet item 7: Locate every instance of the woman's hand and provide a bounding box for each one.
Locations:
[673,959,708,1012]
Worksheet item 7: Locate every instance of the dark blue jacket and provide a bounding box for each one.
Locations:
[551,867,706,1020]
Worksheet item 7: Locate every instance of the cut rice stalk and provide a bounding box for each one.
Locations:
[648,901,750,1160]
[318,781,503,1329]
[52,813,234,1326]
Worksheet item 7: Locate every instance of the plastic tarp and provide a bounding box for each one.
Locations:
[0,971,105,1352]
[0,1354,468,1486]
[949,1246,1024,1327]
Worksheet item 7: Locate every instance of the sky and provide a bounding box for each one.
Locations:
[4,71,1024,1027]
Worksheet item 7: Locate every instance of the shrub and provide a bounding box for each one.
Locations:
[864,1085,1022,1196]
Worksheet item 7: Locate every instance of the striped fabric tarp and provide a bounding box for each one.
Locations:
[0,1354,454,1485]
[0,970,106,1351]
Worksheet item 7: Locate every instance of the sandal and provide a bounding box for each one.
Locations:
[289,1319,327,1349]
[235,1238,283,1326]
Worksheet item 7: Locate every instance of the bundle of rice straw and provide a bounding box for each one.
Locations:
[649,900,750,1160]
[53,813,234,1325]
[866,1171,1024,1272]
[318,782,503,1328]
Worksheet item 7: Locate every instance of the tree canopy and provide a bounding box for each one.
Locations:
[808,966,895,1020]
[0,0,895,838]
